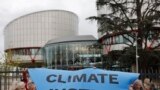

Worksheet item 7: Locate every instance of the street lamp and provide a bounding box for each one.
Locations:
[135,33,139,73]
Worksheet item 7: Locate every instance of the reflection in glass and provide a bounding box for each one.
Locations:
[43,41,102,69]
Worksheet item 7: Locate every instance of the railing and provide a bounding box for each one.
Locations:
[0,67,22,90]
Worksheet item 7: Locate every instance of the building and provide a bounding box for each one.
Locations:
[43,35,102,69]
[4,10,78,67]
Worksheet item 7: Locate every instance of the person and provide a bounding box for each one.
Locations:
[143,77,151,90]
[143,77,158,90]
[11,81,26,90]
[150,83,157,90]
[130,77,157,90]
[17,81,26,90]
[22,68,29,90]
[28,81,36,90]
[129,79,144,90]
[10,81,19,90]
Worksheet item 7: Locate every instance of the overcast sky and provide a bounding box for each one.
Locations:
[0,0,98,56]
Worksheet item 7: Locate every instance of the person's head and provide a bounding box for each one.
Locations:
[16,81,26,90]
[143,77,151,90]
[143,78,151,84]
[28,81,36,90]
[133,80,143,90]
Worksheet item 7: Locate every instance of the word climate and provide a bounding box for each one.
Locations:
[46,73,119,84]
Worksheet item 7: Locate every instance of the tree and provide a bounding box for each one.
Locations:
[88,0,160,50]
[88,0,160,72]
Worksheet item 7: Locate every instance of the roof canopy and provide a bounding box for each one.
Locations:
[46,35,97,45]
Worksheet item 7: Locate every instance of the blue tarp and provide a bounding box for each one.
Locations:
[28,68,139,90]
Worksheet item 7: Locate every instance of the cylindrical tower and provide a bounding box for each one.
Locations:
[4,10,78,66]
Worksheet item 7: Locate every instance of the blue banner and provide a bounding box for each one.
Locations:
[28,68,139,90]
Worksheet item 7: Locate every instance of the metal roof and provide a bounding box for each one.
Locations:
[46,35,97,45]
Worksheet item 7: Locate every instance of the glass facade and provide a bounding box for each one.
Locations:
[5,48,43,63]
[43,41,102,69]
[104,34,134,45]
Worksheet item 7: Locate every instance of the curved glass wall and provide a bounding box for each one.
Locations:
[43,41,102,69]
